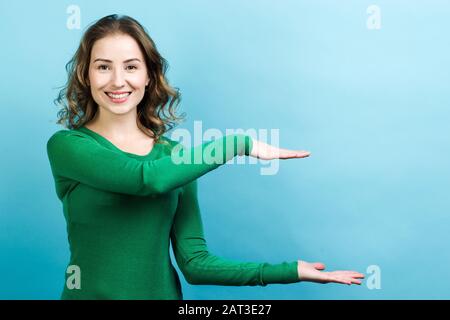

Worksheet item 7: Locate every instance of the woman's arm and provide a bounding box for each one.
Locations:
[170,180,301,286]
[47,130,311,199]
[46,130,253,198]
[170,180,365,286]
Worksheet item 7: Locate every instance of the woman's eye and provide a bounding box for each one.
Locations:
[97,65,109,70]
[95,65,137,71]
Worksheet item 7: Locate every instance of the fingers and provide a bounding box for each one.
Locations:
[292,151,311,158]
[329,276,362,285]
[350,278,363,285]
[327,271,365,285]
[330,277,352,285]
[297,151,311,158]
[277,150,297,159]
[279,150,311,159]
[333,271,365,278]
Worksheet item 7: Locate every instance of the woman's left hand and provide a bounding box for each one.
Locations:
[249,139,311,160]
[297,260,365,285]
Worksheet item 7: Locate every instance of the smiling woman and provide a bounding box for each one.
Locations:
[47,14,363,300]
[54,14,184,142]
[89,38,148,108]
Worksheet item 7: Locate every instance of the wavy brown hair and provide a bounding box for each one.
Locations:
[54,14,185,142]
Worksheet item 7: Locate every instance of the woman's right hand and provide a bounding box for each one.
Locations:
[297,260,365,285]
[250,139,311,160]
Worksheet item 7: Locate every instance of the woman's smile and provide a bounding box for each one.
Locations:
[104,91,132,103]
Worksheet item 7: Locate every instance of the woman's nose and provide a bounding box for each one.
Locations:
[111,68,126,87]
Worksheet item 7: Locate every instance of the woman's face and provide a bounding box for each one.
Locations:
[88,33,150,116]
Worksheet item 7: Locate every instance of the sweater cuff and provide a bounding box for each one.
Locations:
[233,134,253,156]
[244,135,253,156]
[260,261,300,285]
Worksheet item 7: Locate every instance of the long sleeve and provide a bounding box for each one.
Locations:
[46,130,253,199]
[170,179,301,286]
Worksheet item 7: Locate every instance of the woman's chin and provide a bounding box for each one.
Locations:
[101,104,137,115]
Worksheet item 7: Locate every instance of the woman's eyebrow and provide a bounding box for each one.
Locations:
[93,58,142,63]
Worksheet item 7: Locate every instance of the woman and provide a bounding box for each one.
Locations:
[47,14,364,299]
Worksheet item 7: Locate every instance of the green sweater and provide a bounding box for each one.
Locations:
[46,126,300,299]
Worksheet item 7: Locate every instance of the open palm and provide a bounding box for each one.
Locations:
[250,139,311,160]
[298,260,365,285]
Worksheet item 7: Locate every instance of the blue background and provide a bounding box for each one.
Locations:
[1,0,449,299]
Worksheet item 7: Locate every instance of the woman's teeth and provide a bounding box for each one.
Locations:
[106,92,131,99]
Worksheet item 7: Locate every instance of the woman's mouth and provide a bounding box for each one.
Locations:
[105,91,132,104]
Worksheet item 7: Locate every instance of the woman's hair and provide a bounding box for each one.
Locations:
[54,14,185,141]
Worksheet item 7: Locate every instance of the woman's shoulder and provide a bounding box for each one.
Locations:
[46,127,93,150]
[48,127,91,140]
[49,127,88,137]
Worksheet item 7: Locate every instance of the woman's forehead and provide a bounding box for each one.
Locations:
[91,34,144,60]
